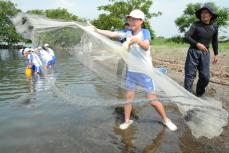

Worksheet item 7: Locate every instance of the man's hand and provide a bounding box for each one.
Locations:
[196,42,208,52]
[212,55,218,65]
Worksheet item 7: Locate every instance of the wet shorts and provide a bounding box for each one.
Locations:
[51,56,56,64]
[46,60,53,66]
[32,65,42,73]
[125,71,156,93]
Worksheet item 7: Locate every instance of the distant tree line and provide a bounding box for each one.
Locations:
[0,0,23,46]
[27,8,86,22]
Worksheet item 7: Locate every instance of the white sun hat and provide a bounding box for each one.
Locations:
[23,48,31,54]
[24,48,34,54]
[126,9,145,21]
[44,44,49,47]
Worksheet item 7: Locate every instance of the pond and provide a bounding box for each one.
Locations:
[0,49,227,153]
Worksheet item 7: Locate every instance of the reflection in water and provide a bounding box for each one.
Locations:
[113,107,165,153]
[0,49,10,60]
[26,74,40,93]
[113,117,136,153]
[143,128,165,153]
[22,74,42,106]
[22,70,56,107]
[26,72,55,93]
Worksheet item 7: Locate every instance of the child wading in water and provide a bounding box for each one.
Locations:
[43,44,56,65]
[22,48,42,75]
[95,9,177,131]
[38,46,53,70]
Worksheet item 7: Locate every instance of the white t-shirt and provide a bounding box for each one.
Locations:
[40,49,53,62]
[118,29,153,73]
[27,53,41,67]
[47,48,55,57]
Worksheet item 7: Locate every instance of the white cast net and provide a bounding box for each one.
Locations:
[11,12,228,139]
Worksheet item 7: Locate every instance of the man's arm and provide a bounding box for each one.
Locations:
[185,24,198,46]
[212,25,219,64]
[185,23,208,51]
[212,25,218,56]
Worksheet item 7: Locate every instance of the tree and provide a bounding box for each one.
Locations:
[27,9,45,15]
[27,8,86,22]
[92,0,161,39]
[0,0,23,45]
[175,2,229,33]
[27,8,86,48]
[38,28,83,48]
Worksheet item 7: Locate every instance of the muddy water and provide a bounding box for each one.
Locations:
[0,49,228,153]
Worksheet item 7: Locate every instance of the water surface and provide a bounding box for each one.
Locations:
[0,49,227,153]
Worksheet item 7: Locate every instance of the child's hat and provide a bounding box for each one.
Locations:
[44,44,49,47]
[23,48,33,54]
[126,9,145,21]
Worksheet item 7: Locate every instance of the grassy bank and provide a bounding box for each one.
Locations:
[220,41,229,51]
[152,37,229,52]
[152,37,188,48]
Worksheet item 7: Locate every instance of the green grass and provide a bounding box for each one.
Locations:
[152,37,229,52]
[151,37,188,48]
[219,42,229,52]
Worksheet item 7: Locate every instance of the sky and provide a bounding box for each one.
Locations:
[10,0,229,38]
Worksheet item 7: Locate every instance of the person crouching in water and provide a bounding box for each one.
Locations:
[22,48,42,75]
[184,4,218,97]
[36,46,52,70]
[43,44,56,65]
[95,9,177,131]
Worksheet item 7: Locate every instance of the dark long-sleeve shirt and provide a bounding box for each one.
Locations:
[185,21,218,55]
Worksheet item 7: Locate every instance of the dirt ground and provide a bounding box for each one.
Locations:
[152,46,229,152]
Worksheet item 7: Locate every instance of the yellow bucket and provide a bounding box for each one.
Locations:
[25,67,33,77]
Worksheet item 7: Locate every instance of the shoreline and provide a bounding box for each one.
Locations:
[0,44,24,49]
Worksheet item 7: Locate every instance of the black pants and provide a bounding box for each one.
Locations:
[184,49,210,96]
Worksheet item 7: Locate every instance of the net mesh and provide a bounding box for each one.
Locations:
[11,12,228,139]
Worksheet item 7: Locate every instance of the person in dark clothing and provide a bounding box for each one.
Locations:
[184,4,218,97]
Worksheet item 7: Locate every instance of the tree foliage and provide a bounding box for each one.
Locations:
[27,8,86,48]
[175,2,229,33]
[27,8,86,22]
[0,0,23,45]
[38,28,83,48]
[93,0,161,39]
